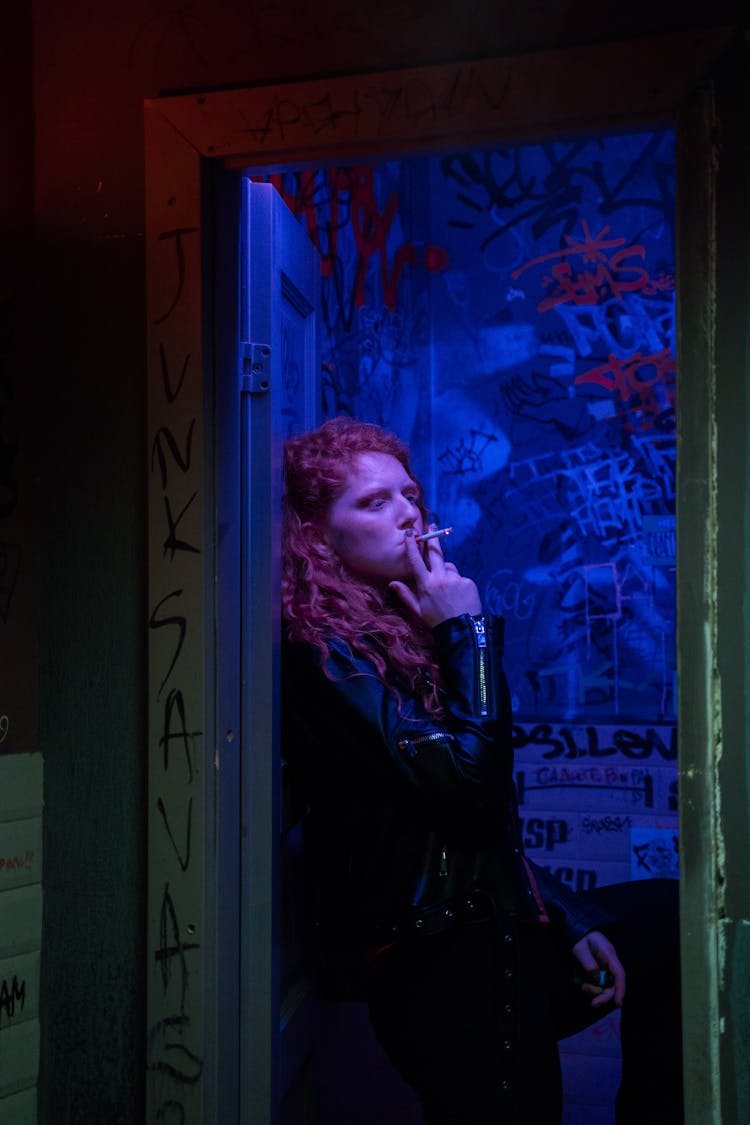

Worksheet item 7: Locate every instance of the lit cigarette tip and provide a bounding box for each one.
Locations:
[417,526,454,542]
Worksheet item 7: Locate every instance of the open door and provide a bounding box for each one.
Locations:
[237,180,320,1125]
[210,173,319,1125]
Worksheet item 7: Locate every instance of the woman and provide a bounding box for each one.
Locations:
[282,417,681,1124]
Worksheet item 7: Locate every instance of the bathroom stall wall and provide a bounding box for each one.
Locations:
[260,129,677,1119]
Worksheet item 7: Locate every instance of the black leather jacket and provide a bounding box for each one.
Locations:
[283,613,610,957]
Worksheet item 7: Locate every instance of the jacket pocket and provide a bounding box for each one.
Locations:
[396,729,463,811]
[398,729,454,758]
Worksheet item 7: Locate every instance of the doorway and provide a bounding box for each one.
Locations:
[251,131,677,1123]
[143,30,740,1125]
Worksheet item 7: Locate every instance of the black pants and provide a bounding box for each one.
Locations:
[366,879,681,1125]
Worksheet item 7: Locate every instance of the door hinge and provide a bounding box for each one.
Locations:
[240,342,271,394]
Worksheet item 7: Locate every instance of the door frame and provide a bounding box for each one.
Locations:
[144,27,740,1124]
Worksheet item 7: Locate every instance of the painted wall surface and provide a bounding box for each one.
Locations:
[1,7,41,1120]
[265,132,676,722]
[1,1,36,753]
[262,134,677,1119]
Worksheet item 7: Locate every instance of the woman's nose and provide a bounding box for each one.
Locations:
[396,498,417,526]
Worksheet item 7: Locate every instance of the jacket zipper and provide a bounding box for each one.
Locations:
[439,847,448,877]
[398,730,451,755]
[471,615,489,716]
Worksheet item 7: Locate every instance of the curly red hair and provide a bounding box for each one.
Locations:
[282,417,443,714]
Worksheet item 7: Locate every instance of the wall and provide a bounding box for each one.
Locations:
[269,135,677,722]
[713,65,750,1123]
[1,4,41,1120]
[0,755,43,1122]
[1,6,35,750]
[262,132,677,1122]
[675,46,750,1124]
[27,1,747,1123]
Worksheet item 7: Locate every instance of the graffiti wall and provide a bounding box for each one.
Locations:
[261,130,677,1119]
[262,130,676,726]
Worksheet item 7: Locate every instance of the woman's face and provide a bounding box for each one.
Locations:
[321,452,425,585]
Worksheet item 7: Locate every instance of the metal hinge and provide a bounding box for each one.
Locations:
[240,342,271,394]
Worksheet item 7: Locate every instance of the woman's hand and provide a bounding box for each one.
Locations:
[389,526,482,627]
[572,930,626,1009]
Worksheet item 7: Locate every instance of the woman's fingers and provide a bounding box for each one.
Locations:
[388,580,420,616]
[400,524,482,626]
[572,930,626,1009]
[423,525,448,570]
[407,524,448,573]
[403,528,428,573]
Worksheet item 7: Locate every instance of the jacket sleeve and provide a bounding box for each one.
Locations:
[285,613,515,820]
[525,858,616,947]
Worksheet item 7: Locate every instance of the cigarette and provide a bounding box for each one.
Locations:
[416,526,454,542]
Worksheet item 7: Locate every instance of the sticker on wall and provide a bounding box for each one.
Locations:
[629,825,679,880]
